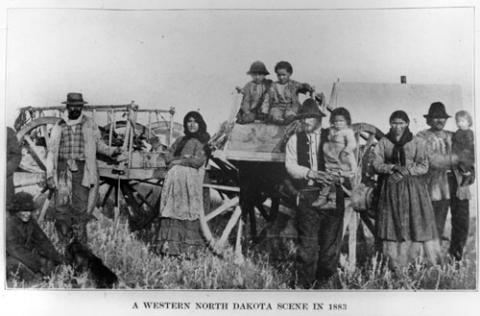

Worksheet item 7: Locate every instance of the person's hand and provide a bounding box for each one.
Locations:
[315,92,325,106]
[307,170,332,186]
[111,147,122,157]
[46,177,56,190]
[392,165,409,177]
[387,172,404,185]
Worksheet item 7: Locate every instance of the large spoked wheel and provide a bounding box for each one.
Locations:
[96,175,163,232]
[345,123,384,244]
[15,117,61,221]
[200,159,245,260]
[199,156,286,261]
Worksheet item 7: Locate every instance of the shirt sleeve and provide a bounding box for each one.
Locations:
[406,137,429,176]
[31,220,63,264]
[285,134,310,179]
[372,138,395,174]
[343,128,357,153]
[6,220,43,273]
[164,137,181,164]
[240,83,253,113]
[178,139,207,169]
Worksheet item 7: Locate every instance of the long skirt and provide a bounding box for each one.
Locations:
[155,218,205,257]
[376,175,440,267]
[156,165,206,256]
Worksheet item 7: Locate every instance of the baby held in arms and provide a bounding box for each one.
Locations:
[312,107,357,209]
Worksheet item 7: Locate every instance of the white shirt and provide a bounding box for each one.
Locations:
[285,127,322,181]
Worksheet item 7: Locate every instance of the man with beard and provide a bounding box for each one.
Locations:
[284,99,345,288]
[46,93,120,244]
[417,102,474,260]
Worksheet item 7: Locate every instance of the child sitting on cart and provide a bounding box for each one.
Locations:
[236,61,272,124]
[261,61,313,125]
[312,107,357,208]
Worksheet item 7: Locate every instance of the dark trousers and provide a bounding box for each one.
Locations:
[295,185,345,288]
[432,173,470,260]
[56,160,89,244]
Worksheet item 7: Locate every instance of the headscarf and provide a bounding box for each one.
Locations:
[385,110,413,166]
[174,111,210,157]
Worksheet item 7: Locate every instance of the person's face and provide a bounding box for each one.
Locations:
[390,118,408,137]
[251,73,266,84]
[332,115,348,130]
[456,117,470,130]
[186,117,200,134]
[303,117,321,133]
[429,118,447,131]
[67,104,83,120]
[16,211,32,223]
[276,68,291,84]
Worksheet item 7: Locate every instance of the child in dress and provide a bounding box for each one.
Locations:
[312,107,357,208]
[452,110,475,185]
[261,61,313,124]
[236,61,272,124]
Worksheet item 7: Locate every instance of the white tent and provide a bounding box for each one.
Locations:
[327,81,465,134]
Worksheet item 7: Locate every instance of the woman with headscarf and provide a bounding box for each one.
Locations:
[156,111,210,257]
[372,110,440,268]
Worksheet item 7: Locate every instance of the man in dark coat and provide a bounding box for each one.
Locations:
[284,99,345,288]
[6,192,63,282]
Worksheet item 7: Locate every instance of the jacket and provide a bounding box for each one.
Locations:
[46,114,115,188]
[6,215,62,274]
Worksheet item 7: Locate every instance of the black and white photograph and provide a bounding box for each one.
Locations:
[1,0,479,315]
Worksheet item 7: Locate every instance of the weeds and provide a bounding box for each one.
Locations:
[7,211,476,290]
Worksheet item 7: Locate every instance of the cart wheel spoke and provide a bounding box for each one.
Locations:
[205,196,239,222]
[216,206,242,249]
[23,135,47,170]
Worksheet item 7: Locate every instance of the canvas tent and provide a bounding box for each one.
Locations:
[328,81,464,134]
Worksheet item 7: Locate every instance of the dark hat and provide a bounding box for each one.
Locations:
[7,192,36,214]
[62,92,88,106]
[247,61,269,75]
[294,98,326,120]
[424,102,450,119]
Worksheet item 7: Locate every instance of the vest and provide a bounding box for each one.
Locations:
[293,128,329,189]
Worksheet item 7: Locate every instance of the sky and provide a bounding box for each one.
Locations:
[5,7,475,133]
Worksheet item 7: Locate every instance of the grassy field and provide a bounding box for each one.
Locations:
[8,209,477,290]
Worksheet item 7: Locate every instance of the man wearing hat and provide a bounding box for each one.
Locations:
[284,98,345,288]
[236,61,272,124]
[46,93,121,243]
[417,102,473,260]
[6,192,63,282]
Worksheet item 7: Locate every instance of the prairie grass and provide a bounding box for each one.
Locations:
[7,210,476,290]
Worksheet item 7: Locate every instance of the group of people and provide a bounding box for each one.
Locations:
[5,92,212,282]
[5,78,475,289]
[287,98,474,288]
[236,60,317,125]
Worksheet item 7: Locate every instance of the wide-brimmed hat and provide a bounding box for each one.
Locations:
[247,61,269,75]
[62,92,88,106]
[424,102,450,119]
[294,98,326,120]
[7,192,36,214]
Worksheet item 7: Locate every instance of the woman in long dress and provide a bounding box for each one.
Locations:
[155,111,210,257]
[372,110,440,268]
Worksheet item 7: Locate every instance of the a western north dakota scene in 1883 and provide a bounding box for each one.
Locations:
[4,7,476,290]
